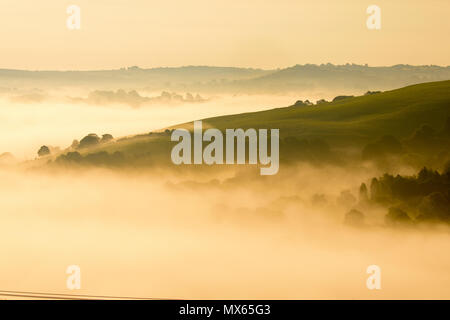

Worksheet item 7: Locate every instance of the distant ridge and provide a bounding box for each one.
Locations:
[1,64,449,93]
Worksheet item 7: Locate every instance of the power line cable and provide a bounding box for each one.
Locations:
[0,289,172,300]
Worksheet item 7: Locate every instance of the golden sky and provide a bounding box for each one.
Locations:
[1,0,449,70]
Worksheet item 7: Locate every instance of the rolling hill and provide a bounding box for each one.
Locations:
[2,64,449,94]
[47,80,450,168]
[198,80,450,146]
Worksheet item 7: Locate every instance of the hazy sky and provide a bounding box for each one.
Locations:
[1,0,449,70]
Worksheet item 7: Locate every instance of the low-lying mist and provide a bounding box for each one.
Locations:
[1,164,449,299]
[0,94,300,159]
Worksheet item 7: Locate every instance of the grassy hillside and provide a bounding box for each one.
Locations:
[50,80,450,167]
[183,80,450,146]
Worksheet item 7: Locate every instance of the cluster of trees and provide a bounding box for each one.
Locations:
[54,150,125,167]
[77,133,113,149]
[37,145,61,157]
[37,133,114,158]
[292,92,381,107]
[292,98,336,107]
[74,89,206,108]
[292,99,314,107]
[361,117,450,168]
[332,95,354,102]
[352,166,450,226]
[364,90,381,95]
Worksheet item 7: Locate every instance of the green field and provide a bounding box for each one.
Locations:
[198,80,450,146]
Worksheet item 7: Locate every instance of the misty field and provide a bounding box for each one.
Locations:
[1,165,450,299]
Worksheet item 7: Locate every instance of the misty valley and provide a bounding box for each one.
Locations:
[0,66,449,299]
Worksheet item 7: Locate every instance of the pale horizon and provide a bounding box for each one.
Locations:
[1,0,449,70]
[1,62,450,72]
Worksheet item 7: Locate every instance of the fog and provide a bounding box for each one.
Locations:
[1,87,449,300]
[0,94,300,160]
[1,164,449,299]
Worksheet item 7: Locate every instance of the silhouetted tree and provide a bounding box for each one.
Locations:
[38,145,50,157]
[370,178,380,200]
[344,209,365,226]
[79,133,100,148]
[0,152,16,165]
[292,100,313,107]
[385,207,412,226]
[337,190,357,207]
[364,167,450,225]
[71,140,79,149]
[359,183,369,202]
[101,134,114,143]
[332,95,354,102]
[55,151,82,164]
[417,192,450,222]
[364,91,381,95]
